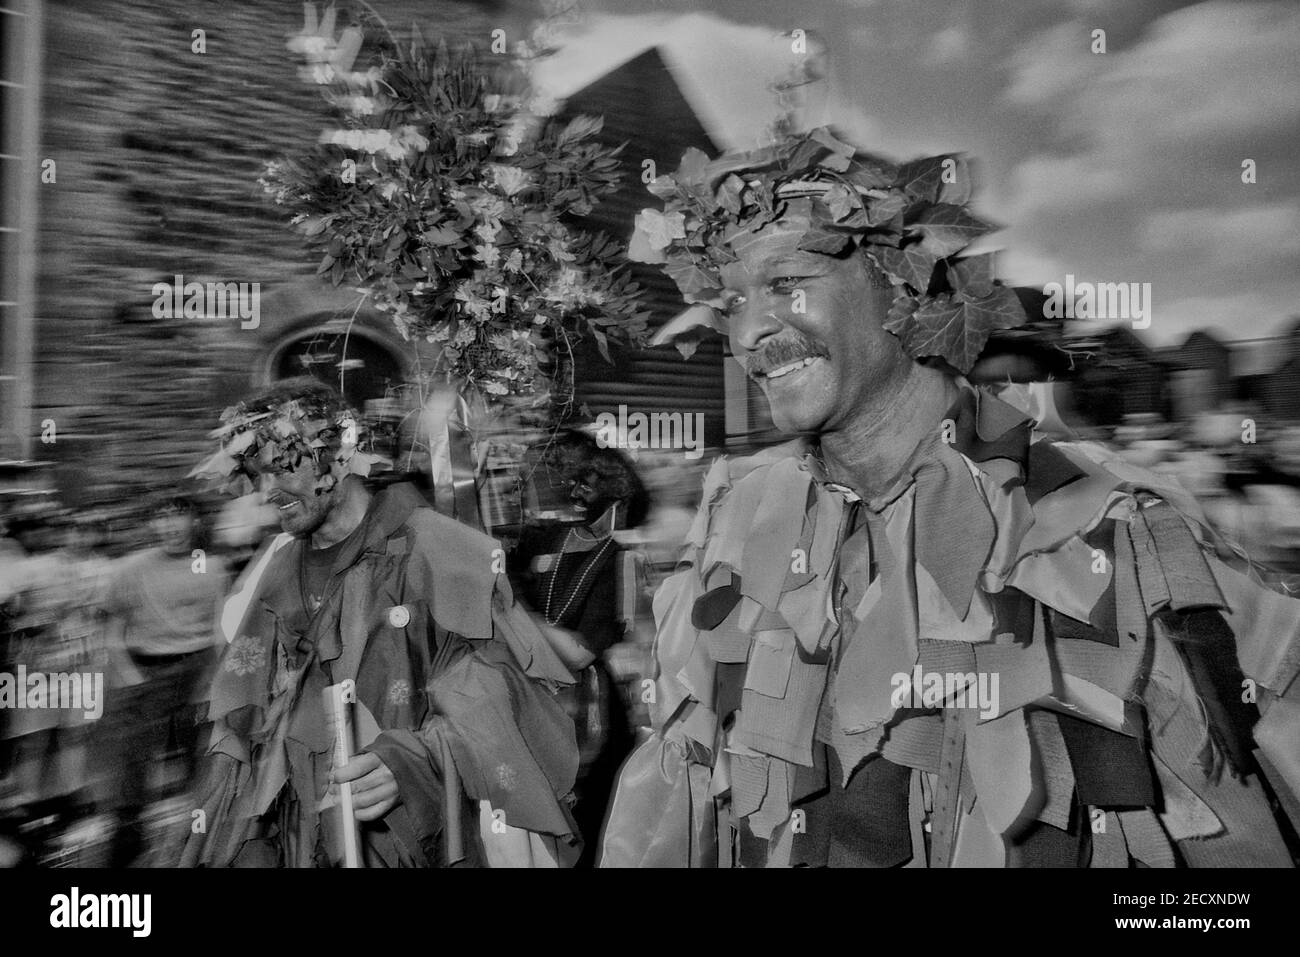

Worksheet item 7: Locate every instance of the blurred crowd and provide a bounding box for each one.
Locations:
[0,437,710,868]
[2,405,1299,867]
[1101,410,1300,579]
[0,495,231,866]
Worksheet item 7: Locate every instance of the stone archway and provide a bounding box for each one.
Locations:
[246,281,416,393]
[266,325,406,412]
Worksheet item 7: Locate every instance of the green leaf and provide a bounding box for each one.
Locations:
[592,328,611,363]
[843,163,896,191]
[910,203,994,258]
[876,242,939,291]
[303,215,334,238]
[947,252,996,300]
[701,144,785,194]
[346,450,386,478]
[896,155,952,203]
[865,190,907,226]
[882,294,920,334]
[937,155,972,206]
[189,447,238,480]
[664,259,722,299]
[888,286,1026,373]
[864,212,905,247]
[674,333,701,360]
[422,225,461,245]
[823,183,857,222]
[809,126,856,158]
[786,138,830,174]
[796,227,851,255]
[717,173,746,215]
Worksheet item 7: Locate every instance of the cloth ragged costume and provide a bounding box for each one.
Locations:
[181,483,580,867]
[601,383,1300,867]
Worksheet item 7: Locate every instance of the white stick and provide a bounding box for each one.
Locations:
[325,679,362,868]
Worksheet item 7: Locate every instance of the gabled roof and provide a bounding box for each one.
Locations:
[556,47,727,445]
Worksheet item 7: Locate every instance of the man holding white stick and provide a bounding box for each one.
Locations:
[182,378,581,868]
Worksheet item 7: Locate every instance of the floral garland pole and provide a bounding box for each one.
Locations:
[260,3,649,425]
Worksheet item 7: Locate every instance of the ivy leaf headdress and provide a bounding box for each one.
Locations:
[632,127,1027,373]
[189,395,386,497]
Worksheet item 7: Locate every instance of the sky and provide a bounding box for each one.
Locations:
[529,0,1300,350]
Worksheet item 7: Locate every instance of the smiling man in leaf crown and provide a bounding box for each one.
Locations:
[599,128,1299,868]
[181,377,581,867]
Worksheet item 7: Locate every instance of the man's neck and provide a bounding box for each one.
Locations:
[819,364,960,500]
[309,477,372,550]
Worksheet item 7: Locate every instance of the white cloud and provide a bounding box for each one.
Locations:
[990,0,1300,335]
[1003,154,1131,218]
[1138,201,1300,258]
[1002,21,1101,107]
[926,25,971,65]
[1005,2,1300,140]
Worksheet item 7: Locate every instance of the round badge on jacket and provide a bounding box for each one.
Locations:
[387,605,411,628]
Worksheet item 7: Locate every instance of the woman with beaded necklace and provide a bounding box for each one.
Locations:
[510,430,649,868]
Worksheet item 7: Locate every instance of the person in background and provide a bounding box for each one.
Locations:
[0,509,111,864]
[181,378,580,867]
[511,430,649,867]
[98,493,228,867]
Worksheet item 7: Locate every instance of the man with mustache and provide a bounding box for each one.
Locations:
[600,129,1299,868]
[181,378,580,867]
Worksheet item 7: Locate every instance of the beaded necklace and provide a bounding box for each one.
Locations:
[543,527,614,627]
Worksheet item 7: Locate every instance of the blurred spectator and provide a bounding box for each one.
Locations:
[510,430,649,867]
[96,493,227,867]
[1,511,110,825]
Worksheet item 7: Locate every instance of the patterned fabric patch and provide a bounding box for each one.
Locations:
[225,634,267,676]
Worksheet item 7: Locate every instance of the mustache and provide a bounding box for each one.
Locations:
[744,335,830,378]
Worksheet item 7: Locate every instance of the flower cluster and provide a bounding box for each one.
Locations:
[260,6,650,407]
[630,126,1028,374]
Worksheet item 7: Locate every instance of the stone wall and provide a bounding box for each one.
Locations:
[34,0,524,504]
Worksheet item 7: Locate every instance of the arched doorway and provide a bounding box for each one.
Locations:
[267,326,406,412]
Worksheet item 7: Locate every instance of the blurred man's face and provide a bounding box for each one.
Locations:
[248,435,338,539]
[719,212,912,435]
[152,509,194,553]
[568,470,616,527]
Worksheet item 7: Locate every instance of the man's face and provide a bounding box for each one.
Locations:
[719,211,911,435]
[248,435,338,538]
[568,470,615,526]
[152,508,194,553]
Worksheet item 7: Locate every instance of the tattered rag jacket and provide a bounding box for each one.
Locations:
[601,384,1300,868]
[181,484,579,867]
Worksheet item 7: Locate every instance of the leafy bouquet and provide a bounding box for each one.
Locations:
[631,126,1029,374]
[260,4,650,411]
